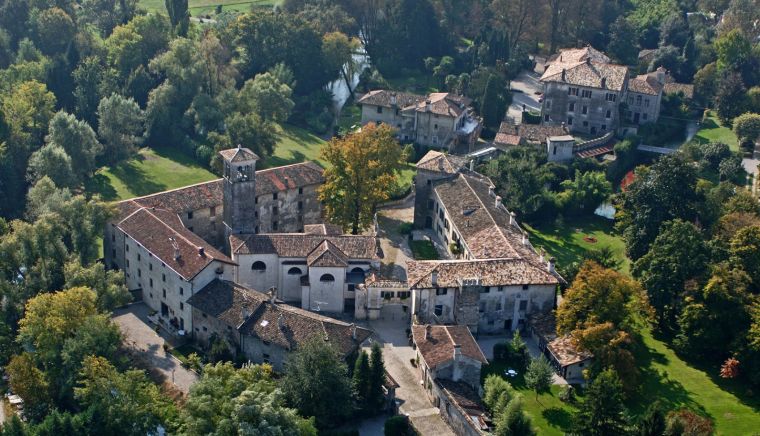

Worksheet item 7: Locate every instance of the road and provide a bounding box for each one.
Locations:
[508,70,542,123]
[743,144,759,195]
[113,303,199,394]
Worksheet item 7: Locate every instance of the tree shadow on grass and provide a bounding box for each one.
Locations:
[542,407,574,431]
[109,160,167,197]
[628,339,707,419]
[262,150,308,169]
[85,173,119,201]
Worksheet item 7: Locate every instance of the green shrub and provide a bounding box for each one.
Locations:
[385,416,414,436]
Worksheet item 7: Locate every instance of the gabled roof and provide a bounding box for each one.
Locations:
[549,46,611,64]
[411,93,470,117]
[541,60,628,92]
[190,279,372,357]
[231,233,377,260]
[304,223,343,235]
[412,325,487,369]
[496,122,570,145]
[219,146,260,162]
[117,207,235,281]
[307,240,349,267]
[406,258,559,289]
[113,162,324,222]
[628,75,663,96]
[416,150,467,173]
[357,90,424,108]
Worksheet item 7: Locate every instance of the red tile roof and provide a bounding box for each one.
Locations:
[231,233,377,260]
[406,258,559,289]
[412,325,487,369]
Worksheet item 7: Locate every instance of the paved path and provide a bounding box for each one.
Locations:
[366,319,456,436]
[0,398,5,425]
[376,199,415,281]
[508,70,542,123]
[113,303,198,394]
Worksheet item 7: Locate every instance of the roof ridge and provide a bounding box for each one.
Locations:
[444,325,456,347]
[459,174,513,251]
[120,179,221,204]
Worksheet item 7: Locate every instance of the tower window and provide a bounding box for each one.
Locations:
[320,274,335,282]
[288,267,302,275]
[272,221,278,231]
[187,211,193,219]
[252,261,266,271]
[273,206,278,215]
[298,187,303,195]
[210,206,216,217]
[273,193,278,200]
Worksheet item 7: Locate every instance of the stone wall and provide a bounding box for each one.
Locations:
[541,82,623,134]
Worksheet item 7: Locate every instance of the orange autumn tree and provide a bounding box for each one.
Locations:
[319,123,408,234]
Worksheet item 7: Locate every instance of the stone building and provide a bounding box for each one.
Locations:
[188,279,372,372]
[411,150,562,334]
[539,46,694,135]
[493,123,570,149]
[357,90,482,151]
[412,325,490,436]
[528,312,593,384]
[354,273,411,321]
[230,224,379,315]
[104,146,346,337]
[539,49,628,135]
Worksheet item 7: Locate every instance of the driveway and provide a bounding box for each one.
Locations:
[366,319,456,436]
[508,70,542,123]
[113,303,198,393]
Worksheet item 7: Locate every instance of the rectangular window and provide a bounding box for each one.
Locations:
[544,114,550,122]
[179,287,184,295]
[137,253,141,261]
[606,93,616,102]
[162,289,166,298]
[162,273,166,282]
[581,90,592,98]
[568,102,575,112]
[583,121,589,127]
[602,124,607,130]
[436,288,448,296]
[522,284,529,290]
[179,302,184,310]
[636,95,642,105]
[434,123,438,129]
[126,244,129,252]
[273,193,278,200]
[568,87,578,96]
[126,259,130,268]
[255,197,259,204]
[298,187,303,195]
[273,206,278,215]
[150,278,153,288]
[644,99,650,108]
[567,117,573,125]
[111,234,115,242]
[298,201,303,211]
[149,263,153,271]
[376,106,383,114]
[643,113,648,120]
[519,300,528,310]
[545,100,551,109]
[137,269,141,277]
[582,105,588,115]
[187,211,193,220]
[272,221,278,231]
[210,206,216,217]
[479,302,486,312]
[606,109,612,119]
[434,305,443,316]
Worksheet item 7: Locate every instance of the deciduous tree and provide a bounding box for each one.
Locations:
[524,356,553,401]
[573,368,629,436]
[97,93,145,165]
[319,123,408,234]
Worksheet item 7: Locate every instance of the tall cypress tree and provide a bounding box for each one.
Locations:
[368,342,386,413]
[353,350,370,410]
[164,0,189,37]
[481,74,503,130]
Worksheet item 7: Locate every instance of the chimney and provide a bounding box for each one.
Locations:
[469,160,474,171]
[438,158,444,171]
[390,93,397,106]
[351,323,357,340]
[601,77,607,89]
[269,287,276,304]
[495,195,502,208]
[509,211,516,226]
[547,257,556,273]
[561,68,566,81]
[453,343,462,360]
[241,306,250,320]
[425,100,431,112]
[431,271,438,286]
[197,246,205,257]
[586,57,591,65]
[488,186,495,197]
[522,233,528,246]
[278,313,285,330]
[169,237,180,260]
[425,324,432,340]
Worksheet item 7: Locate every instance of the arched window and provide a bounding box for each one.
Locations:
[351,267,365,274]
[287,267,302,275]
[252,261,266,271]
[319,274,335,282]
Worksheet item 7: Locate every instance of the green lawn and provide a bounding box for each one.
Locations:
[523,215,630,274]
[481,361,578,436]
[86,147,217,201]
[631,328,760,435]
[138,0,281,15]
[410,240,439,260]
[691,111,740,152]
[261,123,327,169]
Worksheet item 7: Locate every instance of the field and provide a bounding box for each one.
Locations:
[138,0,281,16]
[86,147,217,201]
[523,215,630,274]
[691,110,740,152]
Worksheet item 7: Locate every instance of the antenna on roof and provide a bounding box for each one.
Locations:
[169,237,180,260]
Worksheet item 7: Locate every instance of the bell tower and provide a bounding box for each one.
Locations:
[221,145,259,247]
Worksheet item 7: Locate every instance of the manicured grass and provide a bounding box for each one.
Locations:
[410,240,439,260]
[482,361,578,435]
[86,147,217,201]
[523,215,630,275]
[631,328,760,434]
[691,111,740,152]
[262,123,327,169]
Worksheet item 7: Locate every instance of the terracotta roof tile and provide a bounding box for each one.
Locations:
[406,258,558,289]
[628,75,663,95]
[118,207,235,281]
[304,223,343,235]
[307,240,349,267]
[412,325,487,369]
[549,46,611,64]
[415,150,467,173]
[219,146,260,162]
[497,122,569,145]
[232,233,377,260]
[357,90,424,108]
[187,279,266,327]
[541,60,628,92]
